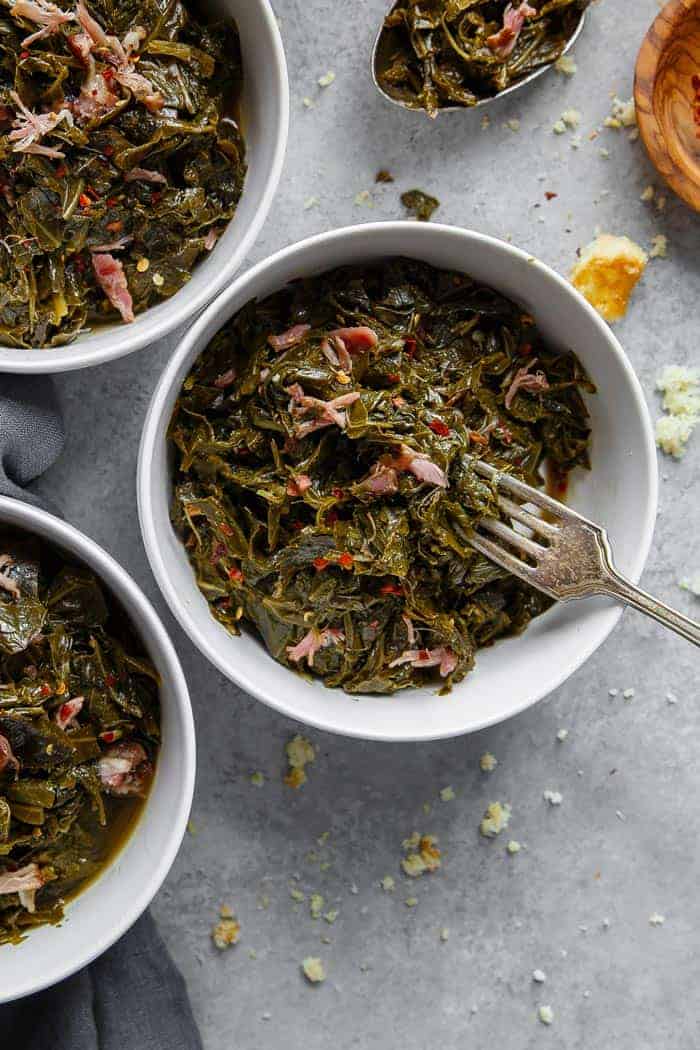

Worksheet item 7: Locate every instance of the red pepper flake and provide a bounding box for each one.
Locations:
[40,683,52,698]
[518,342,532,357]
[86,185,100,201]
[20,50,30,59]
[419,648,430,660]
[369,619,379,630]
[544,192,558,201]
[219,522,233,536]
[326,510,339,525]
[103,145,114,157]
[79,193,91,209]
[103,67,114,81]
[74,255,86,272]
[469,430,489,446]
[55,164,67,178]
[332,487,345,500]
[228,566,244,582]
[404,337,417,356]
[151,191,162,205]
[386,372,400,384]
[100,730,117,743]
[292,520,305,531]
[313,557,330,571]
[338,552,354,570]
[106,196,119,207]
[428,418,451,437]
[105,674,117,688]
[379,582,404,596]
[105,220,122,233]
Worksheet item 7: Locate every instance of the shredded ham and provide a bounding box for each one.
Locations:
[356,462,399,496]
[213,367,236,389]
[97,742,152,796]
[268,324,311,352]
[8,90,73,158]
[91,252,134,323]
[504,357,550,410]
[286,627,343,668]
[72,55,119,122]
[402,614,416,645]
[124,167,168,185]
[0,555,20,599]
[0,864,44,911]
[113,66,164,113]
[75,3,162,112]
[287,474,312,496]
[287,383,361,438]
[329,326,379,354]
[379,444,448,489]
[76,0,122,59]
[389,646,457,677]
[486,2,537,59]
[67,29,93,63]
[55,695,84,731]
[90,235,132,253]
[203,227,219,251]
[0,733,19,776]
[10,0,75,46]
[321,336,352,373]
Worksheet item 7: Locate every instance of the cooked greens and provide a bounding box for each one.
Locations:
[170,258,594,695]
[401,188,440,221]
[0,0,246,347]
[375,0,589,116]
[0,534,159,944]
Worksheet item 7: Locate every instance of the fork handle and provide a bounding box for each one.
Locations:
[599,572,700,647]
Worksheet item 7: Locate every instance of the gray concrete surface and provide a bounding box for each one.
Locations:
[36,0,700,1046]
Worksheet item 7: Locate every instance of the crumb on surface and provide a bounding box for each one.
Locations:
[555,54,577,76]
[680,574,700,596]
[250,771,265,787]
[479,802,511,838]
[649,912,665,926]
[318,71,335,88]
[506,839,521,855]
[440,785,455,802]
[538,1005,555,1026]
[401,833,442,877]
[310,893,324,919]
[649,234,668,259]
[381,875,396,892]
[570,233,647,322]
[354,189,373,207]
[480,751,498,773]
[302,956,326,983]
[440,926,450,942]
[655,365,699,458]
[405,896,418,908]
[543,790,563,806]
[556,729,569,742]
[533,969,547,983]
[212,915,241,950]
[284,734,316,789]
[604,96,636,128]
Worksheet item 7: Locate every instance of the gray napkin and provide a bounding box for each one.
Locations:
[0,376,202,1050]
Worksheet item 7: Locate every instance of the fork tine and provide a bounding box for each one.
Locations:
[497,495,559,538]
[471,459,592,525]
[479,516,544,559]
[468,531,538,583]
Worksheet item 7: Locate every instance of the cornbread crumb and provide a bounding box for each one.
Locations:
[354,189,373,207]
[381,875,396,892]
[533,969,547,983]
[554,54,577,76]
[323,909,338,924]
[655,415,696,458]
[649,912,665,926]
[649,234,668,259]
[303,196,320,211]
[561,108,581,129]
[250,771,265,787]
[481,114,491,130]
[284,735,315,788]
[212,916,241,950]
[401,833,442,877]
[506,839,521,855]
[680,574,700,596]
[655,365,699,457]
[543,789,563,806]
[570,233,648,321]
[640,185,654,202]
[318,71,335,88]
[302,96,314,109]
[440,927,450,942]
[152,272,164,287]
[136,257,149,272]
[302,957,326,983]
[290,888,305,903]
[506,118,520,132]
[480,751,498,773]
[440,786,455,802]
[538,1005,555,1026]
[310,893,324,919]
[479,802,511,838]
[604,96,636,128]
[556,729,569,742]
[622,687,635,700]
[405,896,418,908]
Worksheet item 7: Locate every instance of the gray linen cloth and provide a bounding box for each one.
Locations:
[1,376,202,1050]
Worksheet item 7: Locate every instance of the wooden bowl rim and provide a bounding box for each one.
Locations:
[634,0,700,213]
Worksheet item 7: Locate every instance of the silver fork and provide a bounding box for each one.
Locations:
[468,460,700,646]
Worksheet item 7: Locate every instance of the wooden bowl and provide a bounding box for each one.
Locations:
[635,0,700,212]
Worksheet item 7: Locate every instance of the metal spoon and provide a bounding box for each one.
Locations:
[371,4,587,115]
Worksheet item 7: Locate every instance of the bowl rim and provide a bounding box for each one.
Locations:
[137,221,659,743]
[0,0,290,374]
[0,495,195,1003]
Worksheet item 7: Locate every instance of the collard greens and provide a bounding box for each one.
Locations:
[0,0,246,347]
[0,536,159,944]
[170,259,594,696]
[375,0,590,116]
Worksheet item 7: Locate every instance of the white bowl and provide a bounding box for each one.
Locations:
[0,0,288,374]
[0,496,195,1003]
[138,222,658,743]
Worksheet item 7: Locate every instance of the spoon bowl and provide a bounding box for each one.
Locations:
[371,2,586,115]
[635,0,700,212]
